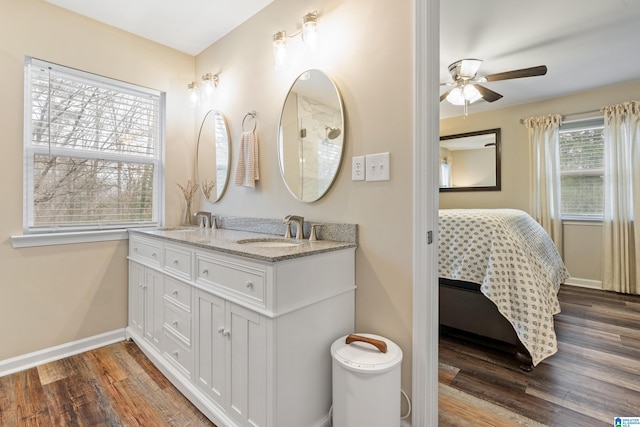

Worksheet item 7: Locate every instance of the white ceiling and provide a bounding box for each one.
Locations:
[441,0,640,118]
[44,0,274,56]
[44,0,640,119]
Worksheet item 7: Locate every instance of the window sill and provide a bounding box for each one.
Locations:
[11,229,129,248]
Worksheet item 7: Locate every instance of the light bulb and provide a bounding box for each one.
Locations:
[463,84,482,104]
[302,11,319,51]
[201,73,217,98]
[273,31,287,69]
[188,82,199,108]
[445,87,465,106]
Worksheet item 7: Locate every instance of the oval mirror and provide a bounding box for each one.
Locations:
[197,110,231,202]
[278,69,345,202]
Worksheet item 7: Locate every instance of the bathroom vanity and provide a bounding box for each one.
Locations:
[126,226,356,427]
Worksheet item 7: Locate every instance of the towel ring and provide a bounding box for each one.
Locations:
[242,111,257,132]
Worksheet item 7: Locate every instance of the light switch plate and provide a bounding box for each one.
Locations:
[352,156,365,181]
[365,152,390,181]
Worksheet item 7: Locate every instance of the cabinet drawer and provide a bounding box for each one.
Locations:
[163,330,193,380]
[196,256,266,304]
[163,303,191,345]
[129,237,161,266]
[164,276,192,311]
[163,244,192,279]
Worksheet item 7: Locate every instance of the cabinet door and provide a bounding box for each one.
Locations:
[143,268,163,351]
[195,290,227,407]
[129,261,145,338]
[227,302,268,427]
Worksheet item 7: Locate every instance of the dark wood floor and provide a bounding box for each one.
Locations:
[439,285,640,426]
[0,340,215,426]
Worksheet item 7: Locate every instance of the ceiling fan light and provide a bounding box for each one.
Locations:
[463,84,482,103]
[445,87,466,105]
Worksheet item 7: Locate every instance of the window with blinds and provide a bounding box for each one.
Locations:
[558,118,604,218]
[24,57,165,233]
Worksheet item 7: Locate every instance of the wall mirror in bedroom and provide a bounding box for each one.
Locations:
[439,128,501,192]
[278,69,345,203]
[196,110,231,202]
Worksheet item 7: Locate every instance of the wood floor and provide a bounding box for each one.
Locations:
[1,285,638,426]
[0,340,215,426]
[439,285,640,426]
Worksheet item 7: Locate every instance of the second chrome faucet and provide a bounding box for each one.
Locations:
[283,215,304,240]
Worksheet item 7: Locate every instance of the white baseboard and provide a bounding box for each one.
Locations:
[564,277,602,290]
[0,328,126,378]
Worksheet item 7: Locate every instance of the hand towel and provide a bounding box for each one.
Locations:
[234,131,260,188]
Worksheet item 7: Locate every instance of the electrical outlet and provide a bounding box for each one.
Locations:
[352,156,365,181]
[365,152,390,181]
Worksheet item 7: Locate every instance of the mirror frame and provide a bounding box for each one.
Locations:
[196,110,231,202]
[439,128,501,192]
[277,69,345,203]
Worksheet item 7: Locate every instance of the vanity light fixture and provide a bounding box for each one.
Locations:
[272,11,319,69]
[187,73,220,107]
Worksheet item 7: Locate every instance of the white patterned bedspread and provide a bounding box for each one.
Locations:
[439,209,570,366]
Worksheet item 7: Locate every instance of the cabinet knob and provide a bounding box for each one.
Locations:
[151,252,157,258]
[173,350,179,358]
[202,269,209,276]
[217,326,225,334]
[173,320,179,327]
[245,281,253,289]
[173,259,179,265]
[172,290,178,297]
[133,247,138,252]
[217,326,230,336]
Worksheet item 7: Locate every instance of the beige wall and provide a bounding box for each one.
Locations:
[0,0,195,359]
[2,0,416,398]
[440,80,640,283]
[194,0,414,393]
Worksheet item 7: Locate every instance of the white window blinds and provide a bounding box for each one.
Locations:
[24,57,165,232]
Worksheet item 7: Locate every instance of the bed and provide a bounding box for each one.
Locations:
[438,209,570,370]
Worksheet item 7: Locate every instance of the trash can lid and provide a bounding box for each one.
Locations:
[331,333,403,374]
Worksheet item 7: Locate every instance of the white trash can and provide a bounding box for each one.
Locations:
[331,333,403,427]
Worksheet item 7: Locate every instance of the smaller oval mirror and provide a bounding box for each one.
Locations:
[197,110,231,202]
[439,128,501,192]
[278,69,345,202]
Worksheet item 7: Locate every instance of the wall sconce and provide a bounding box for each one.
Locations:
[272,11,319,69]
[187,73,219,107]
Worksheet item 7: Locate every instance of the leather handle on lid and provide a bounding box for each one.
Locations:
[345,334,388,353]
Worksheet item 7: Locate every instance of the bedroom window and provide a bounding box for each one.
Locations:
[558,118,604,219]
[23,57,165,236]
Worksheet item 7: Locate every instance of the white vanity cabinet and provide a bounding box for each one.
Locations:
[127,231,356,427]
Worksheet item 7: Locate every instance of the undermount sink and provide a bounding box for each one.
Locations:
[237,238,302,248]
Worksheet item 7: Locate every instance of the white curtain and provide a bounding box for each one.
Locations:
[524,114,564,255]
[602,101,640,294]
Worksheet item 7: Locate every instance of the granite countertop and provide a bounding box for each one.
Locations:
[129,227,357,263]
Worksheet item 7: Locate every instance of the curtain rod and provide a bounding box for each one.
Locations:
[519,108,601,124]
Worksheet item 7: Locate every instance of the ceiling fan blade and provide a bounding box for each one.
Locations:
[474,84,503,102]
[483,65,547,82]
[440,89,452,102]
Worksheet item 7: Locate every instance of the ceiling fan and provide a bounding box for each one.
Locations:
[440,59,547,115]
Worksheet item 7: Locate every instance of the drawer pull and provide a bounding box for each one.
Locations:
[151,252,157,258]
[202,268,209,276]
[133,247,138,252]
[245,281,253,289]
[172,290,179,297]
[173,259,179,265]
[173,320,179,327]
[173,350,179,358]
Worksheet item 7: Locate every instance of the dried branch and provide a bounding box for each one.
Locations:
[176,179,199,204]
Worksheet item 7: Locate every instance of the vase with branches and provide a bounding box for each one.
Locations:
[177,179,199,226]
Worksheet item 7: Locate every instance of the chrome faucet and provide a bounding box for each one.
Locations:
[283,215,304,240]
[194,211,212,228]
